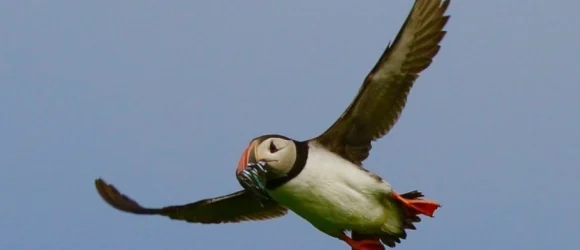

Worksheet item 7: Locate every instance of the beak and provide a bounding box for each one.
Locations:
[236,140,271,201]
[236,140,259,175]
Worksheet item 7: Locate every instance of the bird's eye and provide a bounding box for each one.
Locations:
[269,141,278,153]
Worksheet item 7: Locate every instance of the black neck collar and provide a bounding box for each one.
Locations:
[265,140,308,190]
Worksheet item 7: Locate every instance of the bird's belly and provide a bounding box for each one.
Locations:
[267,152,393,236]
[272,183,387,235]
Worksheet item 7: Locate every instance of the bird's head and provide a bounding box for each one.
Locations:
[236,135,298,178]
[235,135,298,198]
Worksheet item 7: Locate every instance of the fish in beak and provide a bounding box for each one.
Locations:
[236,140,271,200]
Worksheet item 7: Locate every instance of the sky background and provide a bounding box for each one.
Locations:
[1,1,579,250]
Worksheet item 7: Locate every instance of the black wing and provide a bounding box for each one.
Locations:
[313,0,451,165]
[95,178,288,224]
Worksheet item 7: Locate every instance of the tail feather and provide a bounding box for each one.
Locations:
[380,190,432,247]
[399,190,424,199]
[351,190,433,249]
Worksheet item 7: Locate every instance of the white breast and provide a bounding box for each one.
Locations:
[267,142,394,236]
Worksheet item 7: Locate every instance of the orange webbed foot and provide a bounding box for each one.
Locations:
[393,191,441,217]
[340,234,385,250]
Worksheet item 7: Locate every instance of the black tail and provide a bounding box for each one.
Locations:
[351,190,428,249]
[381,190,425,247]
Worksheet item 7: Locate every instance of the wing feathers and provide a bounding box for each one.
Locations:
[95,178,158,215]
[313,0,451,165]
[94,178,287,224]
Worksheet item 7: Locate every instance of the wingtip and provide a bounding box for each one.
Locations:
[94,177,105,187]
[94,177,119,207]
[94,177,116,203]
[93,177,154,215]
[94,177,109,200]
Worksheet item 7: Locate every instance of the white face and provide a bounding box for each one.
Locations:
[254,137,297,178]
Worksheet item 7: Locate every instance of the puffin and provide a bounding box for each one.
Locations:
[94,0,451,249]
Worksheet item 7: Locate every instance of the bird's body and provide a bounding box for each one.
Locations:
[267,141,399,237]
[94,0,451,249]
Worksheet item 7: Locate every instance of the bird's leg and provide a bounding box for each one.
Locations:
[392,191,441,217]
[339,234,384,250]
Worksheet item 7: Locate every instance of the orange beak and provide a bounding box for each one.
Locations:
[235,139,271,199]
[236,141,258,175]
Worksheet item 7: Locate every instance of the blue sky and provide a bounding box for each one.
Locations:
[1,1,579,250]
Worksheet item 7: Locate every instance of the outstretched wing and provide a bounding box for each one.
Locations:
[312,0,451,165]
[94,178,288,224]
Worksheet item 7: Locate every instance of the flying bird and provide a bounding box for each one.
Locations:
[94,0,451,249]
